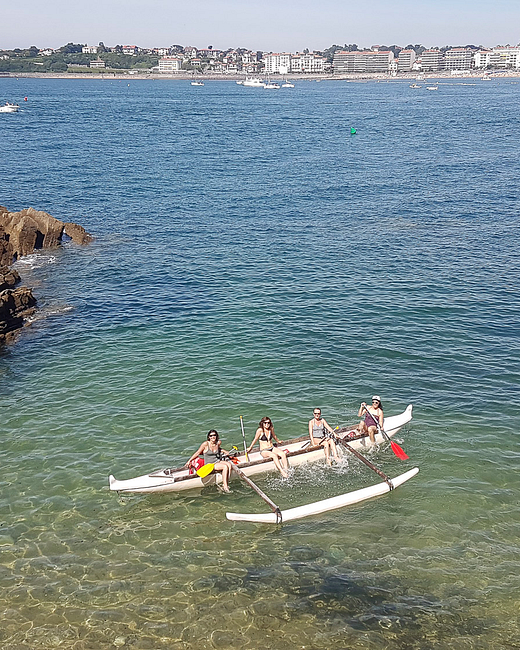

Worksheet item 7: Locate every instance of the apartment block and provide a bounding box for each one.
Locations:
[158,56,183,72]
[397,49,416,71]
[444,48,474,70]
[263,53,292,74]
[475,46,520,69]
[420,49,445,71]
[333,50,394,74]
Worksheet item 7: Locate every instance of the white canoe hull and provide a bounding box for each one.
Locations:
[109,405,413,494]
[226,467,419,524]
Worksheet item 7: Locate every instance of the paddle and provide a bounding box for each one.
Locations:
[239,415,249,462]
[196,463,216,478]
[327,431,394,489]
[362,406,409,460]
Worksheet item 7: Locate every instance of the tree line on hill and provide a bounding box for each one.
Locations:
[0,41,486,74]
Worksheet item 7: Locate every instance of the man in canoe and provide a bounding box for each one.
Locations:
[184,430,234,492]
[309,408,339,466]
[357,396,384,444]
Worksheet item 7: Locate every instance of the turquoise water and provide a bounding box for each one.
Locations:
[1,78,519,649]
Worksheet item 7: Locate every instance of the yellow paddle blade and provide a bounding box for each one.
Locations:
[197,463,215,478]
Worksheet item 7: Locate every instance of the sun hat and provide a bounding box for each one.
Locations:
[372,395,381,402]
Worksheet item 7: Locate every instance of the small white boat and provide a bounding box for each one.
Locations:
[109,405,413,494]
[226,467,419,523]
[0,102,20,113]
[191,81,204,86]
[282,80,295,88]
[242,77,265,87]
[426,85,439,91]
[264,81,281,90]
[409,83,421,88]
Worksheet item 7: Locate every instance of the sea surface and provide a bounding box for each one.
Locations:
[0,77,519,649]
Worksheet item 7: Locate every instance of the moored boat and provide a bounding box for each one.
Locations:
[109,405,413,494]
[0,102,20,113]
[242,77,265,87]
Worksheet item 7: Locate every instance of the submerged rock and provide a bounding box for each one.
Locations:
[0,206,93,345]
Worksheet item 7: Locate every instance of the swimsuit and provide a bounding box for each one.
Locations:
[365,411,378,428]
[260,430,275,452]
[204,445,221,464]
[312,421,325,439]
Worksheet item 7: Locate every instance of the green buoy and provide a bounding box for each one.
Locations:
[350,127,357,135]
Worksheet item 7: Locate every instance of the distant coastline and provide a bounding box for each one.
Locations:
[3,70,520,82]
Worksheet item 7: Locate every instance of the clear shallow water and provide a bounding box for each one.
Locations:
[0,78,519,649]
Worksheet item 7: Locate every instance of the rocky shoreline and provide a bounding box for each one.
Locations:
[0,206,92,346]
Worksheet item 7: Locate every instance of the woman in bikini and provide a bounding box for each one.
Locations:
[309,408,339,466]
[247,417,289,478]
[357,396,384,444]
[185,430,234,492]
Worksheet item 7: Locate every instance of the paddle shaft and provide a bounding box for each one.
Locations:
[233,465,282,521]
[329,433,394,489]
[361,405,409,460]
[239,416,249,462]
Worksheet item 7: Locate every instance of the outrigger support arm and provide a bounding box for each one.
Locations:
[328,432,394,490]
[232,465,283,522]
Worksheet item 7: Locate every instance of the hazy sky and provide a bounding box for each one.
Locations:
[2,0,519,51]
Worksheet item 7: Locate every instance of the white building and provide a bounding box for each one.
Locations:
[475,46,520,69]
[89,58,106,68]
[420,49,444,71]
[291,52,326,73]
[444,48,474,71]
[263,53,292,74]
[158,56,182,72]
[397,49,416,71]
[82,46,98,54]
[122,45,138,56]
[333,50,394,74]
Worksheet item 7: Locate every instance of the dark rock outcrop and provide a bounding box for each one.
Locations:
[0,206,93,345]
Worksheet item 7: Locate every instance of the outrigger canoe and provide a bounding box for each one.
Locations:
[109,405,413,494]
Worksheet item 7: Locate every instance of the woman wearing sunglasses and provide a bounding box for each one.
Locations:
[357,396,384,444]
[309,408,339,466]
[185,430,234,492]
[247,417,289,478]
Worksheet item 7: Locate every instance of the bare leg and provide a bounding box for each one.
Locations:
[275,448,289,472]
[215,461,231,491]
[262,451,289,477]
[368,426,377,444]
[321,440,332,466]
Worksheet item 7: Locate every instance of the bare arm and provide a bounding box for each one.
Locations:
[358,402,367,417]
[246,429,261,453]
[378,410,384,427]
[309,420,318,446]
[322,418,334,434]
[185,442,207,466]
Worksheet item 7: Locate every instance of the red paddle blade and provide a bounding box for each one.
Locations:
[390,441,409,460]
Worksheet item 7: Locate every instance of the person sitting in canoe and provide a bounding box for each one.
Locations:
[247,417,289,478]
[184,430,234,492]
[357,396,384,444]
[309,408,339,466]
